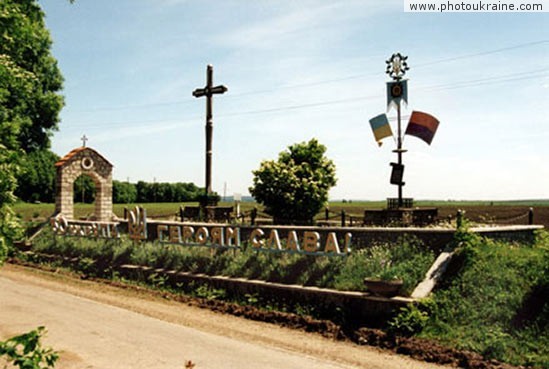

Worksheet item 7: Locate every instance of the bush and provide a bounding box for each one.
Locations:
[249,139,337,225]
[0,327,58,369]
[388,303,429,337]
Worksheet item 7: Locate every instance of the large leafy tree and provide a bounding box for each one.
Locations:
[0,0,64,254]
[0,0,64,152]
[15,149,59,203]
[249,138,337,225]
[0,54,27,258]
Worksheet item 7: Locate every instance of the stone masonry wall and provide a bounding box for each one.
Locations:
[55,148,113,221]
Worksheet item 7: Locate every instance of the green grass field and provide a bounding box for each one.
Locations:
[14,200,549,228]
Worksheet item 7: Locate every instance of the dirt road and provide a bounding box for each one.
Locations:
[0,264,446,369]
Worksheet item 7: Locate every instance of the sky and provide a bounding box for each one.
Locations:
[38,0,549,201]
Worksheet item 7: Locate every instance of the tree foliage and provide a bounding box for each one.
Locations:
[0,0,64,255]
[113,181,137,204]
[15,150,59,203]
[134,181,203,203]
[0,0,64,152]
[249,138,337,224]
[73,175,96,204]
[0,147,23,262]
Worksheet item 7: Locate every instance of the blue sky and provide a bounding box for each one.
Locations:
[38,0,548,200]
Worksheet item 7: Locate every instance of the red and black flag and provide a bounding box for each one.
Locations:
[405,111,439,145]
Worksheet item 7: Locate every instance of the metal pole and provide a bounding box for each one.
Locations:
[397,100,403,208]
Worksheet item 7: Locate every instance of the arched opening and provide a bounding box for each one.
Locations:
[74,174,96,204]
[73,174,97,220]
[67,170,108,221]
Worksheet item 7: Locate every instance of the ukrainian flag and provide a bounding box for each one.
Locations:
[369,113,393,147]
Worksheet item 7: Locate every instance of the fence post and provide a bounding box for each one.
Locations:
[528,207,534,225]
[179,206,184,222]
[251,207,257,226]
[341,210,346,227]
[456,209,465,229]
[325,207,329,221]
[124,207,128,220]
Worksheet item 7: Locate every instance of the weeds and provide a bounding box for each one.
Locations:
[419,229,549,367]
[333,237,434,294]
[30,229,433,297]
[388,303,429,337]
[0,327,58,369]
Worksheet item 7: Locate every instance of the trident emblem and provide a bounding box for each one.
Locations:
[128,206,147,241]
[386,53,409,81]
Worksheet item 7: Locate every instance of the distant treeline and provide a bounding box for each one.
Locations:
[74,179,205,204]
[14,148,206,204]
[113,180,204,204]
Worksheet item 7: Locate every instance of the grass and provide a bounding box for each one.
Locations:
[402,229,549,368]
[12,202,198,221]
[14,200,549,228]
[14,199,549,221]
[28,229,433,295]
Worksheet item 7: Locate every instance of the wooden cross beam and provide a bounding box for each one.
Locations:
[193,65,228,196]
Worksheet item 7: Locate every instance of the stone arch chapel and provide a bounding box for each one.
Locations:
[55,146,114,221]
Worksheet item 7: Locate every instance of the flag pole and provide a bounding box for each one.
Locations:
[397,100,403,208]
[386,52,409,209]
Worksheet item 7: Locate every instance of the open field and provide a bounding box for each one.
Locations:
[14,200,549,228]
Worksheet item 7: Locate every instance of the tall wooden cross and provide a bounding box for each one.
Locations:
[193,65,228,196]
[81,134,88,147]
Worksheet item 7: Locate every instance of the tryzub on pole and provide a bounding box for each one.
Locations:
[193,65,228,203]
[386,53,409,208]
[368,53,440,209]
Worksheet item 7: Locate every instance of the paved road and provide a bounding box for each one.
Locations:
[0,265,446,369]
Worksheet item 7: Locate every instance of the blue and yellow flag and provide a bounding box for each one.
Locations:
[369,113,393,147]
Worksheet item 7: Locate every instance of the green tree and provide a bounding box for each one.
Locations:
[73,175,95,204]
[113,180,137,204]
[0,147,22,265]
[15,149,59,203]
[0,0,64,255]
[0,3,62,366]
[249,138,337,225]
[0,0,64,152]
[136,181,151,203]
